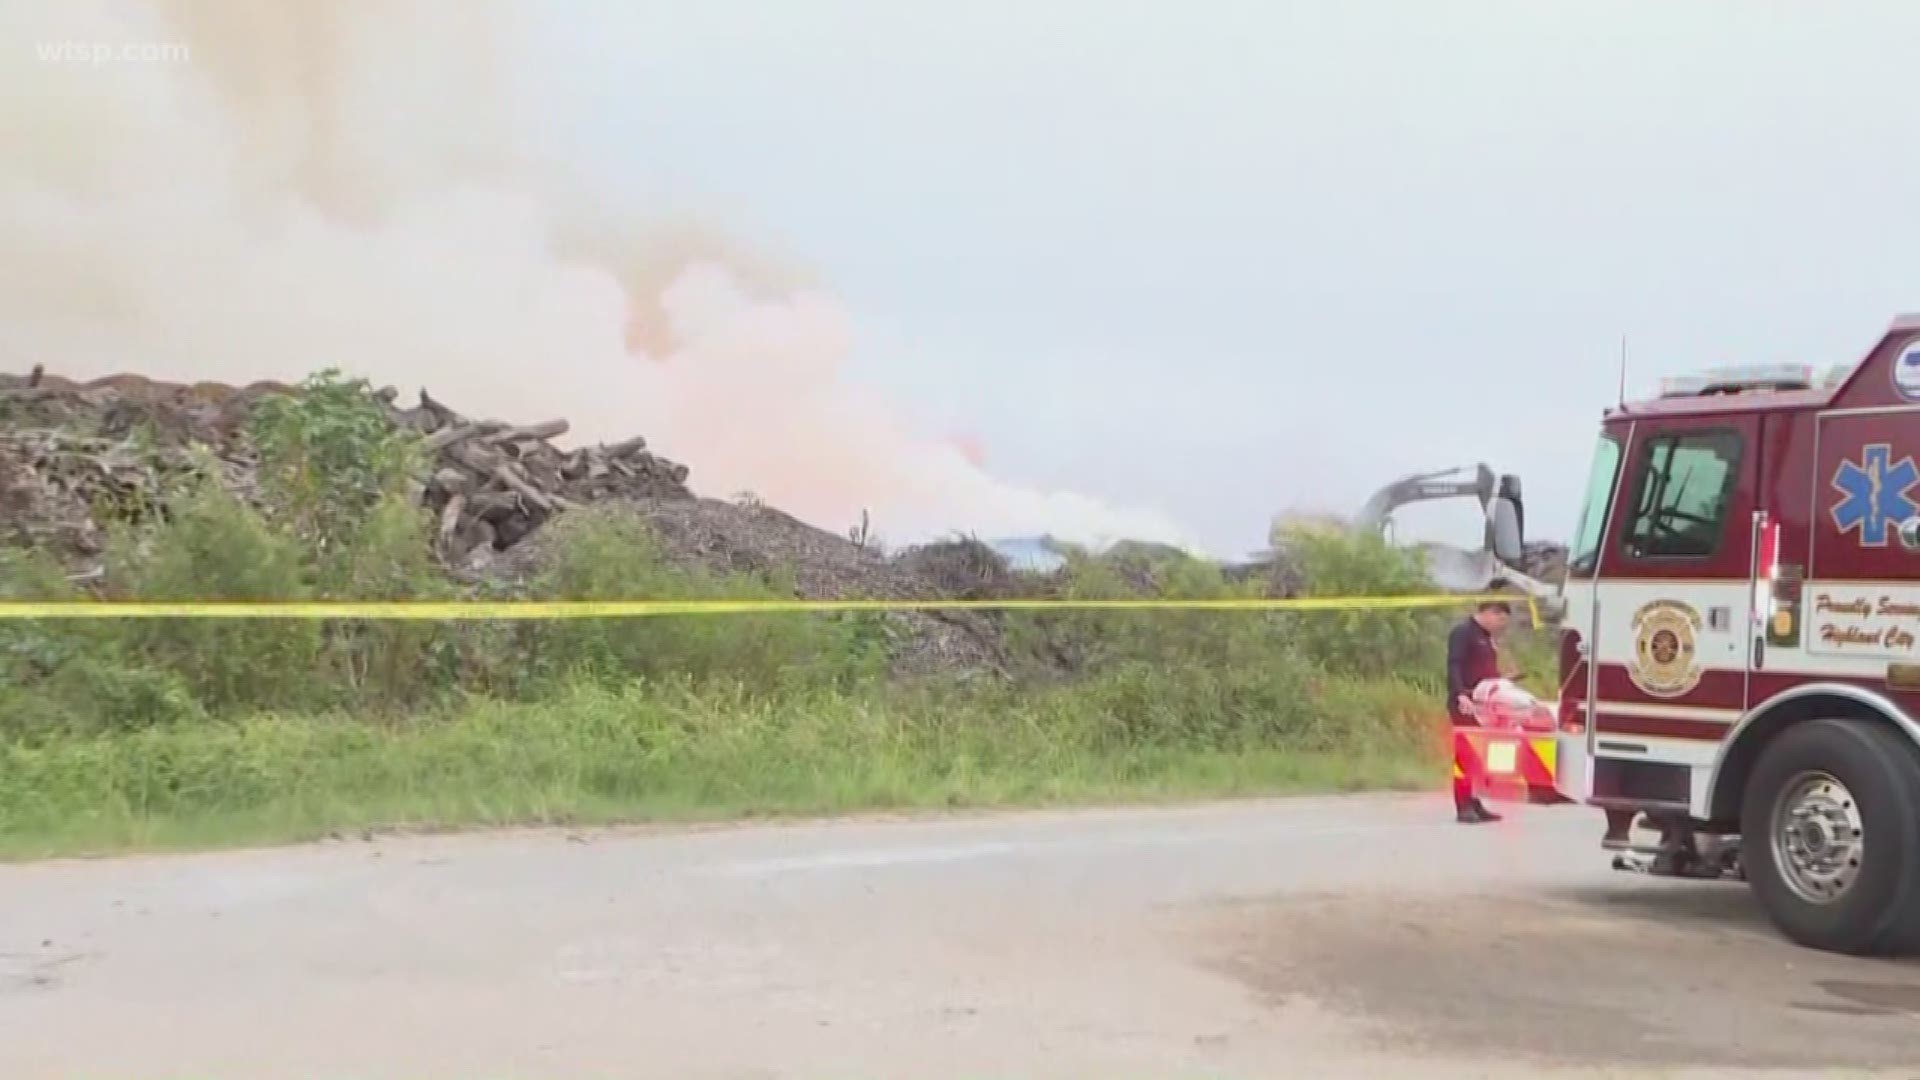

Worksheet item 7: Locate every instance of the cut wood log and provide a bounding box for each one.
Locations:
[467,490,522,520]
[438,493,467,551]
[429,467,472,494]
[422,420,507,453]
[448,442,503,474]
[482,419,568,444]
[602,434,648,458]
[417,389,458,429]
[490,461,553,512]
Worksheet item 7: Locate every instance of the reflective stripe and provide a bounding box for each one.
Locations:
[1486,740,1519,774]
[1454,727,1558,794]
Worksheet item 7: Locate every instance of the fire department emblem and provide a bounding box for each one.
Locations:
[1831,443,1920,548]
[1895,338,1920,401]
[1629,600,1703,698]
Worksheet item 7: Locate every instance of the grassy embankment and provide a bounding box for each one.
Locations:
[0,374,1554,857]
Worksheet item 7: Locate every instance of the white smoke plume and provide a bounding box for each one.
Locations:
[0,0,1193,549]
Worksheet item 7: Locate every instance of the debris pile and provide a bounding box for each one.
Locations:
[0,426,245,573]
[0,370,270,566]
[2,367,1570,662]
[390,390,690,571]
[0,370,693,577]
[490,500,1017,675]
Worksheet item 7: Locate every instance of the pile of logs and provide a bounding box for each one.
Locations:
[0,370,693,575]
[392,391,691,569]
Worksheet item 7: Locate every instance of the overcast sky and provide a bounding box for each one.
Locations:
[15,2,1917,557]
[511,0,1920,555]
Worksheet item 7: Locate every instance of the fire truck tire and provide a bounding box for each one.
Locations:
[1869,731,1920,956]
[1740,718,1920,957]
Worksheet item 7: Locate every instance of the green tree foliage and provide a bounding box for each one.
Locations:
[1273,524,1451,680]
[249,369,420,566]
[522,509,880,691]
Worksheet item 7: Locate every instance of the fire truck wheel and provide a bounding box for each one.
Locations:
[1741,719,1920,957]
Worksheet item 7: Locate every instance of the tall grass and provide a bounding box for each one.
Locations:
[0,673,1446,858]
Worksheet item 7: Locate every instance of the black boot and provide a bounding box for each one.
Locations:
[1456,799,1502,824]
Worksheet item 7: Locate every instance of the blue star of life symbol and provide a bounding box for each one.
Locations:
[1832,443,1920,547]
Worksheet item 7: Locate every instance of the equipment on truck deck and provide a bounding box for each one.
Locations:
[1526,314,1920,957]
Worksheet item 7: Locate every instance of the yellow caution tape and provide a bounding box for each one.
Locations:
[0,593,1543,621]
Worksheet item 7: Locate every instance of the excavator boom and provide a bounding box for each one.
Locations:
[1345,463,1557,608]
[1352,464,1498,536]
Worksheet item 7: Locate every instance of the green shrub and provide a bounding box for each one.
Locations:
[0,548,94,689]
[1272,524,1451,680]
[1005,549,1289,674]
[521,509,880,692]
[249,369,421,557]
[104,482,326,713]
[321,493,460,708]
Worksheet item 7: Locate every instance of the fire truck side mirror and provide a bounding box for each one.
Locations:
[1489,496,1524,563]
[1899,516,1920,552]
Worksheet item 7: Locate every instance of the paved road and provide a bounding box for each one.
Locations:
[3,795,1918,1078]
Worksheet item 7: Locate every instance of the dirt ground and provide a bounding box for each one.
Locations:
[1200,887,1920,1072]
[2,795,1916,1079]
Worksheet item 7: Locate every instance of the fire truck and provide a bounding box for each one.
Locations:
[1491,315,1920,956]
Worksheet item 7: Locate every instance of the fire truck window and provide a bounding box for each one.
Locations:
[1567,436,1620,575]
[1621,431,1741,560]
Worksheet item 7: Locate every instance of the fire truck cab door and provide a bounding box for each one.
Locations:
[1590,414,1759,807]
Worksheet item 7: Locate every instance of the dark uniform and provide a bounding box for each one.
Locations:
[1446,611,1504,819]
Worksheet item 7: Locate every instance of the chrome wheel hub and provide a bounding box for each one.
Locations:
[1772,772,1864,904]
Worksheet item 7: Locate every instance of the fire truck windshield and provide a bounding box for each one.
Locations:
[1567,435,1621,576]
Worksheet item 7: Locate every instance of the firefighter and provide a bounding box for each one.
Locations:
[1447,599,1511,824]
